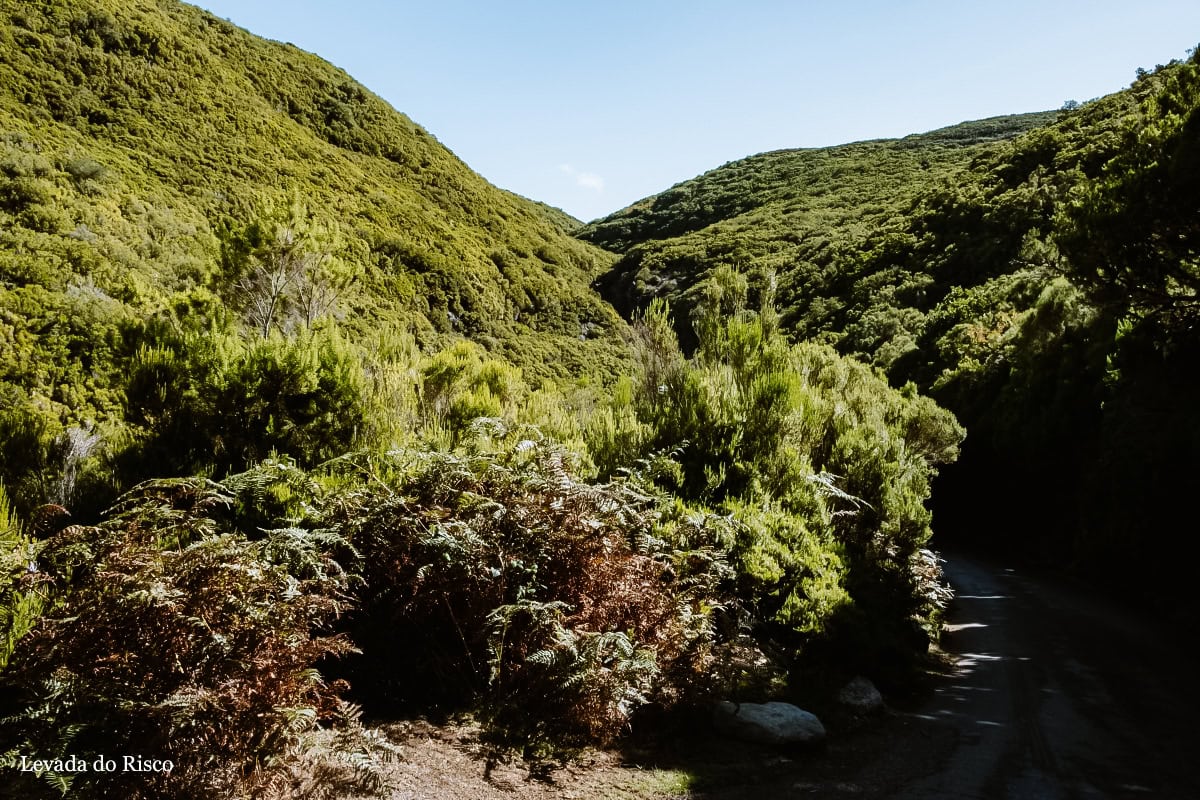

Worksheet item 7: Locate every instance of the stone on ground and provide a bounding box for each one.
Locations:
[713,701,826,745]
[838,676,884,713]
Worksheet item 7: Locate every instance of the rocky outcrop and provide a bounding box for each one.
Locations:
[713,701,826,745]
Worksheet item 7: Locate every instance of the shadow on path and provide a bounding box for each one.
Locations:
[887,554,1200,799]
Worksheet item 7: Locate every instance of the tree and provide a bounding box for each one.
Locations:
[1059,55,1200,322]
[219,195,359,337]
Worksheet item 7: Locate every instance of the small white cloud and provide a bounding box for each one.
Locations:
[576,172,604,191]
[558,163,604,192]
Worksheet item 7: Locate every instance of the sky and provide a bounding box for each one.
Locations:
[192,1,1200,222]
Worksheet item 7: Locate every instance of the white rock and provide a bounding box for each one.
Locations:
[837,676,883,713]
[713,700,826,745]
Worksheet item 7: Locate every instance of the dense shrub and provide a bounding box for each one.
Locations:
[0,476,353,799]
[0,0,629,388]
[419,340,527,444]
[324,431,731,761]
[587,266,963,667]
[124,325,366,478]
[0,399,119,520]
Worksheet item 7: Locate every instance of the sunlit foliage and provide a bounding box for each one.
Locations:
[585,47,1200,621]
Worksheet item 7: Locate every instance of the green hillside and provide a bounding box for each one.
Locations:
[580,112,1053,344]
[582,52,1200,618]
[0,0,628,409]
[0,2,973,795]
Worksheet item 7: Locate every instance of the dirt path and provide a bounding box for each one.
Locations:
[367,553,1200,798]
[887,554,1200,799]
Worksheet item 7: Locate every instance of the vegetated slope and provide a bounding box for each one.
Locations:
[0,0,627,415]
[583,51,1200,620]
[581,112,1053,347]
[0,2,974,793]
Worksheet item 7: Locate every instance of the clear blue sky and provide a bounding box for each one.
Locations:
[193,1,1200,222]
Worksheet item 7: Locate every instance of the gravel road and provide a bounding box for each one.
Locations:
[887,554,1200,799]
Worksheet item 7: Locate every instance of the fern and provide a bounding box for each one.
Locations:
[806,471,873,515]
[325,435,728,762]
[260,700,402,799]
[261,526,356,583]
[1,483,48,672]
[0,466,355,799]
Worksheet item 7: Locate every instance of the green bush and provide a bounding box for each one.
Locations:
[587,267,963,665]
[0,483,47,672]
[325,433,728,761]
[419,340,526,445]
[124,325,366,478]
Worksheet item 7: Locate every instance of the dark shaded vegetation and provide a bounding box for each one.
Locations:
[583,50,1200,624]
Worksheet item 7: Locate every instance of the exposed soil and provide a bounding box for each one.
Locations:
[340,718,693,800]
[355,706,959,800]
[356,553,1200,799]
